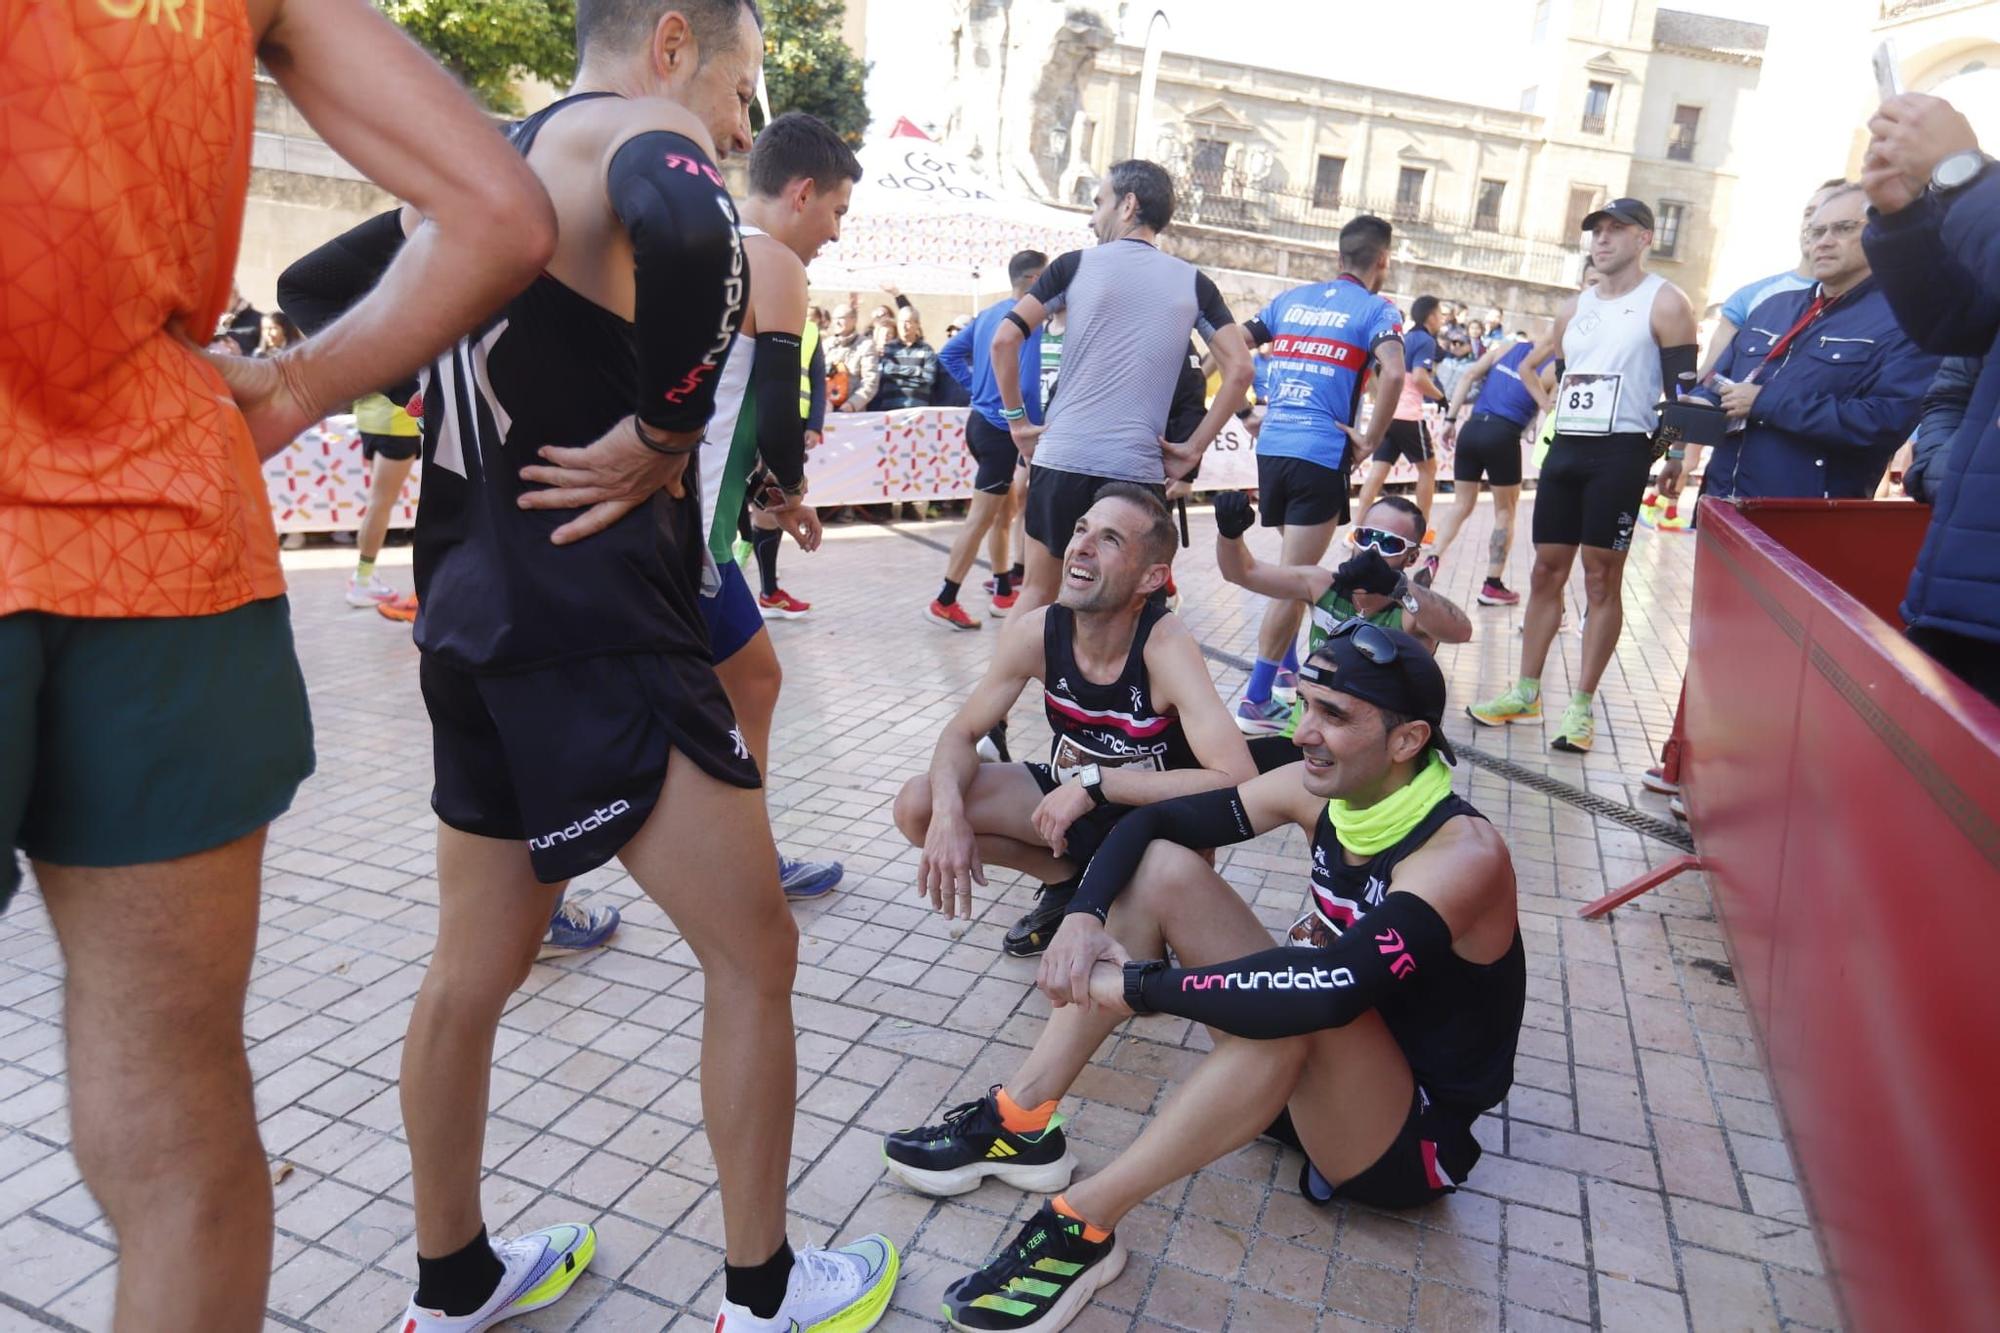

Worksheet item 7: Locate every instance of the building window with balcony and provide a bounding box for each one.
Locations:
[1475,179,1506,231]
[1192,138,1228,187]
[1668,105,1700,161]
[1582,80,1612,135]
[1656,202,1686,259]
[1396,166,1426,220]
[1565,184,1604,237]
[1313,155,1346,209]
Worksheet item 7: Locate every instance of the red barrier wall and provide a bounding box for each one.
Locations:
[1684,499,2000,1332]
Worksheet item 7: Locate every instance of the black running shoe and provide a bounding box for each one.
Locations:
[882,1087,1077,1198]
[942,1201,1126,1331]
[975,722,1013,764]
[1002,878,1077,958]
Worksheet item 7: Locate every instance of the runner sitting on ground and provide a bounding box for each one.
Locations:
[890,625,1524,1333]
[894,486,1256,958]
[1215,491,1470,766]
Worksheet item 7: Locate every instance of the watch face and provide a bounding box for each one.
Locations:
[1937,151,1985,190]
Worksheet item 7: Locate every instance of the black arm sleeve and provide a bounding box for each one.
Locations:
[806,340,827,435]
[277,208,407,338]
[1659,343,1698,394]
[1067,787,1258,922]
[750,331,807,489]
[1026,250,1085,307]
[607,132,749,434]
[1165,345,1208,445]
[1193,272,1237,337]
[1133,892,1454,1039]
[1243,317,1274,347]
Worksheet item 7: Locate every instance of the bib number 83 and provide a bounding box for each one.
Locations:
[1566,389,1595,410]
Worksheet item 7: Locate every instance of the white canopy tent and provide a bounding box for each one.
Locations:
[810,119,1092,299]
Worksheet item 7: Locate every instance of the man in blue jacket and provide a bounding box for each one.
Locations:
[1670,184,1938,502]
[925,250,1048,629]
[1861,94,1999,703]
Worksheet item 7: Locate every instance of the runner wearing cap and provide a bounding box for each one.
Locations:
[1467,198,1698,753]
[897,623,1524,1333]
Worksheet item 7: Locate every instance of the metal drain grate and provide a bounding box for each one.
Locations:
[1452,741,1695,852]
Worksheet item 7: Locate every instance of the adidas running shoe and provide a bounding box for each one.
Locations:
[942,1201,1125,1332]
[780,855,844,901]
[713,1234,900,1332]
[1234,695,1293,736]
[883,1088,1077,1197]
[539,898,620,958]
[395,1223,595,1332]
[1271,669,1299,703]
[1551,698,1595,753]
[1466,684,1541,727]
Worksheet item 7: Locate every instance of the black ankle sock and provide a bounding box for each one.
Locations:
[994,570,1014,597]
[1009,561,1025,580]
[415,1226,506,1317]
[939,578,961,606]
[752,525,782,598]
[725,1239,795,1319]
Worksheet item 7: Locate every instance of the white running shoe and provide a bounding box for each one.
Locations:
[713,1235,900,1332]
[346,573,397,607]
[394,1223,596,1332]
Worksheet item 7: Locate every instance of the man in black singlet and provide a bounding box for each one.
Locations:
[892,485,1257,959]
[278,4,898,1331]
[892,627,1525,1333]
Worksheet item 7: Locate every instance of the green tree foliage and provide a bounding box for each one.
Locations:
[382,0,577,115]
[760,0,869,146]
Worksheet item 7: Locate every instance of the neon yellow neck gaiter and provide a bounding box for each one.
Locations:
[1329,753,1453,857]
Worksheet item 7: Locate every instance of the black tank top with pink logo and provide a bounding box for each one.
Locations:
[1040,603,1199,781]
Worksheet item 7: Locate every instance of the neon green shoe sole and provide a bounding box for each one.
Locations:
[1466,695,1542,727]
[809,1236,899,1332]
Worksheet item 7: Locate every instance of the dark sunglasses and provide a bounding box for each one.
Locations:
[1330,616,1400,664]
[1350,526,1415,558]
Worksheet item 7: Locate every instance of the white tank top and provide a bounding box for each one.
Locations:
[1557,271,1665,436]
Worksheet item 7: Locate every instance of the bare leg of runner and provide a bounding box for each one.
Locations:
[1414,456,1438,531]
[716,631,783,774]
[1352,459,1393,521]
[1485,485,1522,582]
[1006,540,1064,624]
[356,455,415,573]
[1253,517,1340,665]
[893,766,1075,888]
[40,831,272,1331]
[942,491,1008,595]
[1576,546,1629,694]
[1432,479,1482,565]
[1519,543,1578,679]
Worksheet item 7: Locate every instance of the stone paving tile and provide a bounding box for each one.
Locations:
[0,500,1841,1330]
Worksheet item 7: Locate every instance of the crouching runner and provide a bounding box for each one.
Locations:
[902,622,1524,1332]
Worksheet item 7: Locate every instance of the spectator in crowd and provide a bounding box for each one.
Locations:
[1465,318,1488,357]
[214,284,264,355]
[1905,356,1981,502]
[1435,328,1478,403]
[1700,179,1850,381]
[825,301,880,412]
[1661,183,1939,504]
[875,304,939,409]
[1860,93,2000,703]
[256,311,300,356]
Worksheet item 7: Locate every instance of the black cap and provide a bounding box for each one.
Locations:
[1580,197,1654,233]
[1300,627,1457,765]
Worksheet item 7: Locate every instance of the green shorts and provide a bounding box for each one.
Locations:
[1,596,316,908]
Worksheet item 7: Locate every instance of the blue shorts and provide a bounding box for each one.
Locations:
[700,560,765,663]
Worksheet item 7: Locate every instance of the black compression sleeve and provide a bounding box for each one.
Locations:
[1067,787,1258,922]
[1194,272,1236,336]
[277,209,406,337]
[1027,250,1084,307]
[1133,892,1454,1039]
[806,340,827,434]
[751,331,807,489]
[1244,317,1273,347]
[607,132,749,435]
[1659,343,1698,393]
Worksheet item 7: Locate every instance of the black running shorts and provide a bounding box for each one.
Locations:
[359,430,419,462]
[422,649,761,883]
[1025,762,1133,869]
[1025,466,1165,559]
[1269,1086,1482,1211]
[1373,418,1433,467]
[1256,454,1349,528]
[1451,413,1527,487]
[1532,432,1655,552]
[967,414,1021,496]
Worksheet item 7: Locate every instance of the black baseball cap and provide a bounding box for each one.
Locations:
[1580,197,1654,233]
[1298,626,1458,765]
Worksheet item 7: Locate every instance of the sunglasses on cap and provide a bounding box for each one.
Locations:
[1348,526,1416,558]
[1295,618,1401,686]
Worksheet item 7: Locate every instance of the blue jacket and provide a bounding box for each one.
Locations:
[940,299,1043,431]
[1906,356,1980,502]
[1697,277,1938,501]
[1865,166,2000,645]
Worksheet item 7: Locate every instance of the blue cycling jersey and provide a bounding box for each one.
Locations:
[1248,276,1403,471]
[1472,341,1552,427]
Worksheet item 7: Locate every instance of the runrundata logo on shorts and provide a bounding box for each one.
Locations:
[530,801,633,850]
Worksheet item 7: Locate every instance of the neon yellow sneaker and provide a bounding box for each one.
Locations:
[1551,698,1595,753]
[714,1235,900,1332]
[1467,684,1542,727]
[396,1223,596,1332]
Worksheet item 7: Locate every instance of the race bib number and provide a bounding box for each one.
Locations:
[1050,735,1164,786]
[1555,372,1621,436]
[1286,909,1338,950]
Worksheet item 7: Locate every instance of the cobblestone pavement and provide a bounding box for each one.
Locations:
[0,497,1840,1331]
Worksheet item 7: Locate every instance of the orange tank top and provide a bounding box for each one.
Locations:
[0,0,284,619]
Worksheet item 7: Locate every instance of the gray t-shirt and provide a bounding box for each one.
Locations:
[1028,239,1235,483]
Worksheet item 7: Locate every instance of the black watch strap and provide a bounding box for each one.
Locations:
[1123,959,1167,1014]
[1085,776,1109,807]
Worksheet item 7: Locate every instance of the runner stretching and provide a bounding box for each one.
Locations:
[1432,336,1556,604]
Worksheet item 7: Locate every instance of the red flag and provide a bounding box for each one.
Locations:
[888,116,933,140]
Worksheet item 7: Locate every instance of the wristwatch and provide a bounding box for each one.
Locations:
[1932,149,1990,195]
[1122,959,1168,1014]
[1075,764,1108,807]
[1393,573,1421,616]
